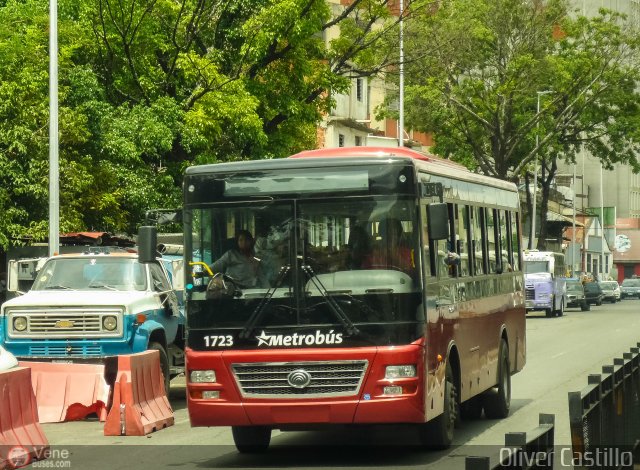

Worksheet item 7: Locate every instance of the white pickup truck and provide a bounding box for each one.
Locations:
[1,245,185,392]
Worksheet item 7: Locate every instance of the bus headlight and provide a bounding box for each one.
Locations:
[190,370,216,383]
[102,316,118,331]
[13,316,28,332]
[385,365,417,379]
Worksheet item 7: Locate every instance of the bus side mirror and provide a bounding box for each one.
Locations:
[427,203,449,241]
[138,226,158,263]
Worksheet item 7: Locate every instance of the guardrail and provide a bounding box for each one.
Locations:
[568,344,640,469]
[465,414,555,470]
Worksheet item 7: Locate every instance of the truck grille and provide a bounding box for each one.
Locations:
[232,360,368,398]
[29,315,102,333]
[29,344,103,356]
[6,308,123,338]
[525,288,535,300]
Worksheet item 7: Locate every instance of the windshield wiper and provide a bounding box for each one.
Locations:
[88,283,118,291]
[45,285,71,290]
[301,264,360,337]
[239,265,291,339]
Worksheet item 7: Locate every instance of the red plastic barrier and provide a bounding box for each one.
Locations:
[18,362,111,424]
[104,350,174,436]
[0,367,49,469]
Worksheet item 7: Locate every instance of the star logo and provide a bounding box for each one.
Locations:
[256,330,272,346]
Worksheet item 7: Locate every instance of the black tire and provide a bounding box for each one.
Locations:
[544,308,553,318]
[149,342,171,396]
[555,299,564,317]
[232,426,271,453]
[483,339,511,419]
[581,301,590,311]
[419,362,457,449]
[596,299,602,306]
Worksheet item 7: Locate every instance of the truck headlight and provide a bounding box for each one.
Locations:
[190,370,216,383]
[385,365,417,379]
[13,316,27,332]
[102,316,118,331]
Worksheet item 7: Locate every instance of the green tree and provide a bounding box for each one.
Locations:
[0,0,404,248]
[395,0,640,249]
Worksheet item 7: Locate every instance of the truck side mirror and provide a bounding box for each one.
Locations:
[138,226,158,263]
[427,203,449,241]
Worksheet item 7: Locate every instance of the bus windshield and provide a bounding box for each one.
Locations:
[187,196,422,334]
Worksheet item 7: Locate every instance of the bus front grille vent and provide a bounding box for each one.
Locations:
[231,360,368,399]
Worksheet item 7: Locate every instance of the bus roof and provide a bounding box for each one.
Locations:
[185,147,517,193]
[289,147,466,168]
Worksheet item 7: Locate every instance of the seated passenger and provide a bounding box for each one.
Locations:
[211,230,260,288]
[345,226,372,270]
[371,218,413,272]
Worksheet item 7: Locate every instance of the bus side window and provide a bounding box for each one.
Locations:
[497,209,510,273]
[510,212,521,271]
[470,206,486,275]
[455,205,471,277]
[422,205,434,277]
[485,208,499,274]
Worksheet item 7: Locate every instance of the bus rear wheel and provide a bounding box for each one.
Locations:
[419,363,457,449]
[482,339,511,419]
[232,426,271,453]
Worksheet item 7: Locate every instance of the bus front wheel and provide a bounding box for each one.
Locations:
[232,426,271,453]
[482,339,511,419]
[419,362,457,449]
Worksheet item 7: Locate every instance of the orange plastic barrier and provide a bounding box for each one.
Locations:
[18,361,111,424]
[0,367,49,470]
[104,350,174,436]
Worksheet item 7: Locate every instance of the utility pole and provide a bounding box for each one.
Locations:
[398,0,404,147]
[531,90,553,249]
[48,0,59,256]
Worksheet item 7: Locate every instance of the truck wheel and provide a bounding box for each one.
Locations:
[555,300,564,317]
[419,362,457,449]
[149,342,171,396]
[232,426,271,453]
[483,339,511,419]
[544,308,553,318]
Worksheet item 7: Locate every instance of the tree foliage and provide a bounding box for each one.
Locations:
[394,0,640,249]
[0,0,402,249]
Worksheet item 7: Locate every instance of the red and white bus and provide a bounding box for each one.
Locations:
[183,147,526,451]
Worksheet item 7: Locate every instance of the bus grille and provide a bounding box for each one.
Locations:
[232,360,368,398]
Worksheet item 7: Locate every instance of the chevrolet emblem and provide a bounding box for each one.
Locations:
[54,320,75,329]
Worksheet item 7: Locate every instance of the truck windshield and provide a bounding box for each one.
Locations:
[186,196,422,334]
[524,261,549,274]
[31,258,146,291]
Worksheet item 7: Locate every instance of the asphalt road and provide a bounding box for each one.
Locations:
[28,298,640,469]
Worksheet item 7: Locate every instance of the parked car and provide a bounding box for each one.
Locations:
[583,282,604,306]
[599,281,621,303]
[620,278,640,299]
[566,280,590,311]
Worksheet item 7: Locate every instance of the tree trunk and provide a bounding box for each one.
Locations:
[537,158,558,251]
[523,172,533,249]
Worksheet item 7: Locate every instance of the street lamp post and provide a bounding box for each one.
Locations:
[531,90,553,250]
[398,0,404,147]
[49,0,59,256]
